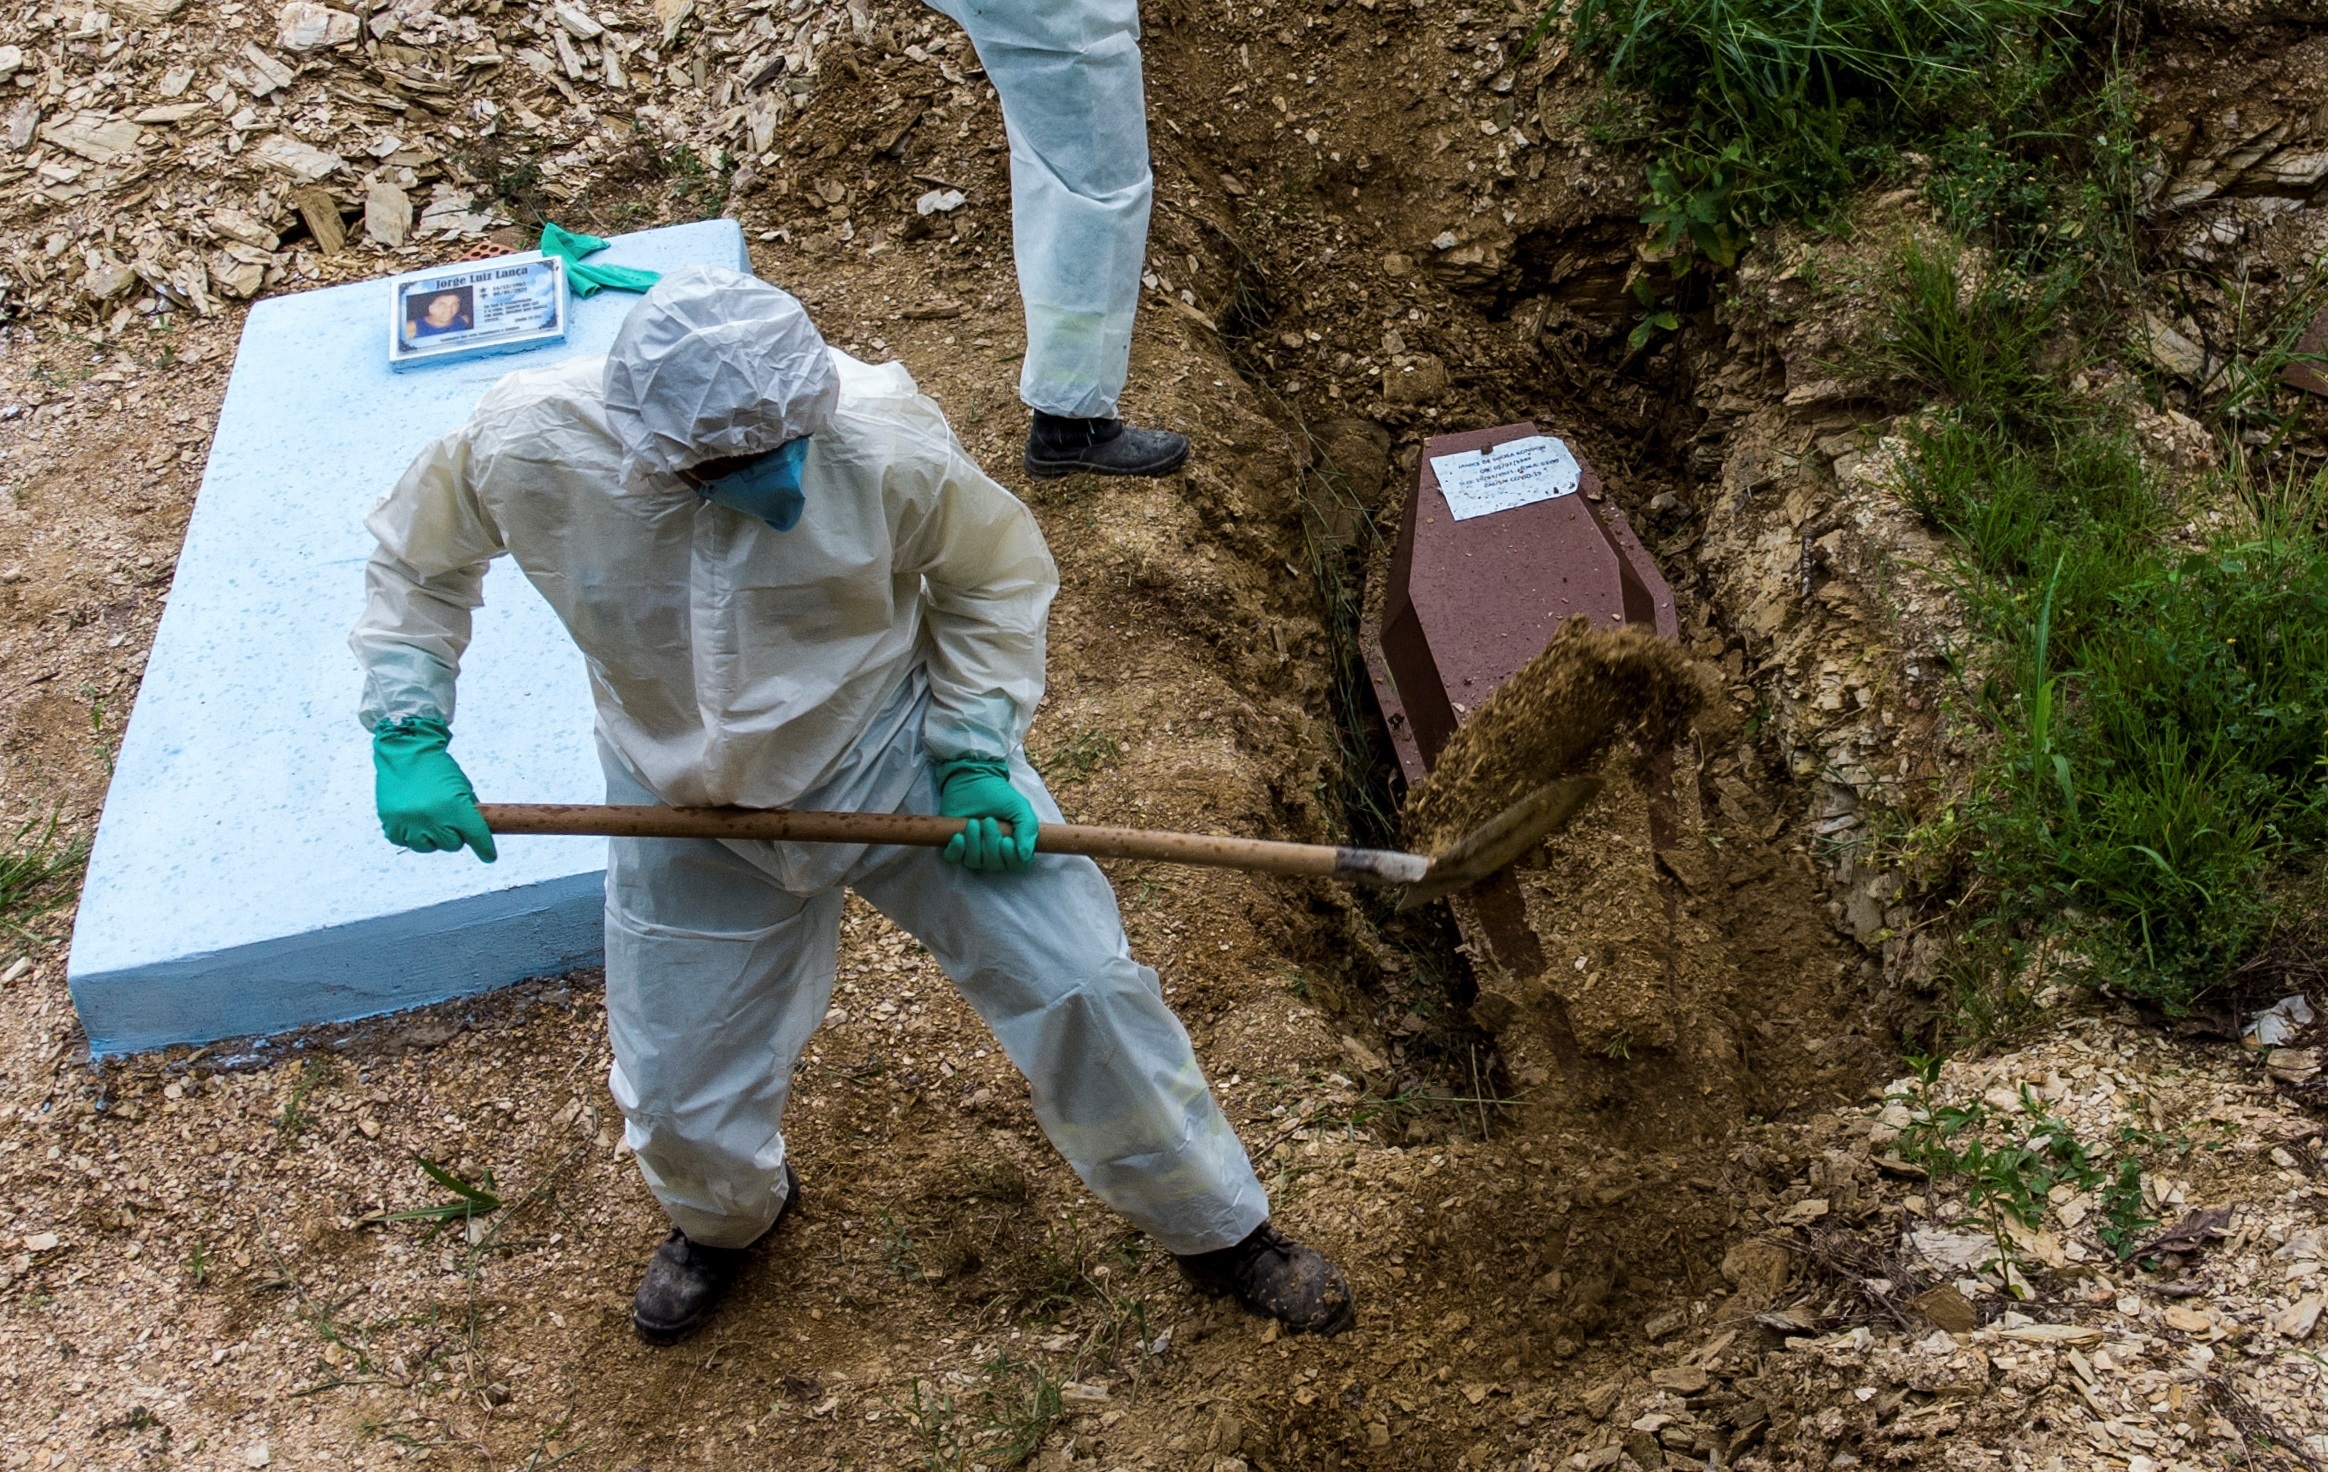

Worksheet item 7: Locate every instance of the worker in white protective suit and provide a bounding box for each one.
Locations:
[921,0,1191,480]
[350,267,1353,1343]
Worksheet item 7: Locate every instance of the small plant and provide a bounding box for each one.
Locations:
[1572,0,2098,269]
[301,1291,378,1385]
[878,1207,929,1281]
[2095,1150,2154,1260]
[1323,1085,1521,1141]
[1892,1077,2104,1267]
[187,1239,211,1287]
[973,1356,1066,1465]
[274,1056,332,1149]
[82,684,115,776]
[519,1412,591,1471]
[900,1356,1065,1471]
[1019,1217,1102,1319]
[1036,728,1122,785]
[0,813,89,935]
[368,1155,503,1227]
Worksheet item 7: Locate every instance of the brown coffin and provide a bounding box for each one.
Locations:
[1361,420,1677,786]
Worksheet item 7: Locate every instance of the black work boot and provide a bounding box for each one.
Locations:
[1176,1221,1355,1336]
[1024,412,1190,479]
[632,1162,801,1345]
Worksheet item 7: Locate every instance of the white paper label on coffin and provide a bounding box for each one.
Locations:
[1428,434,1582,520]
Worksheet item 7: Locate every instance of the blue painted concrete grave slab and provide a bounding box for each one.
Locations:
[68,219,751,1055]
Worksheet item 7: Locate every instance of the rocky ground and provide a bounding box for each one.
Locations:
[1,0,2326,1469]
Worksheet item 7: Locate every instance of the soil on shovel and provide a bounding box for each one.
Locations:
[1402,620,1720,852]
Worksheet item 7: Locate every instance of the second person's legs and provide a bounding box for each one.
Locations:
[926,0,1149,419]
[924,0,1189,477]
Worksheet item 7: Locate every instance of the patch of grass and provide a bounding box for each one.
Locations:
[1922,42,2142,271]
[1884,239,2328,1010]
[899,1355,1065,1471]
[1925,935,2042,1048]
[1583,0,2132,274]
[0,813,89,935]
[2166,264,2328,446]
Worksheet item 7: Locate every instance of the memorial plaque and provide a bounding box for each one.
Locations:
[1361,421,1676,786]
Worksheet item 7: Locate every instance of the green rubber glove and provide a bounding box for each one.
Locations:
[935,757,1037,874]
[372,716,498,863]
[539,221,662,299]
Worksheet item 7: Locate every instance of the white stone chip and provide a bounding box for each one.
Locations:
[246,133,345,183]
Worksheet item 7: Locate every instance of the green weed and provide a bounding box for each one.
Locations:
[82,684,115,776]
[1922,41,2142,270]
[878,1207,928,1281]
[366,1155,504,1227]
[0,814,89,935]
[2172,266,2328,444]
[458,138,554,231]
[1036,728,1123,785]
[274,1057,332,1149]
[1892,1078,2101,1266]
[302,1291,377,1379]
[2095,1150,2154,1259]
[900,1355,1065,1471]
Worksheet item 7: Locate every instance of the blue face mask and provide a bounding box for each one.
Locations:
[697,437,810,532]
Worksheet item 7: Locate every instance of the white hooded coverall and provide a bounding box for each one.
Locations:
[350,268,1266,1254]
[924,0,1150,420]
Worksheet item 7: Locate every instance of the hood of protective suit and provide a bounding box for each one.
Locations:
[603,265,840,486]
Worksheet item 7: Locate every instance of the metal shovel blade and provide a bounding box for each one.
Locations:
[1395,776,1604,912]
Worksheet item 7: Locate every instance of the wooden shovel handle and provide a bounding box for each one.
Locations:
[477,803,1431,887]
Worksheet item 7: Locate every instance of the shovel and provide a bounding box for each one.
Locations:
[477,775,1599,910]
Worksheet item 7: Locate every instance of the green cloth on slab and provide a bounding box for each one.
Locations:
[539,221,662,298]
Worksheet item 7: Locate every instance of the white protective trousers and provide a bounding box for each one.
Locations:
[925,0,1151,420]
[603,674,1270,1256]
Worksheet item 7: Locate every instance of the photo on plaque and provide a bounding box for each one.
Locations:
[387,253,568,371]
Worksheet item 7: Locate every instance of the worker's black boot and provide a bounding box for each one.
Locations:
[632,1162,801,1345]
[1024,412,1190,479]
[1176,1221,1355,1336]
